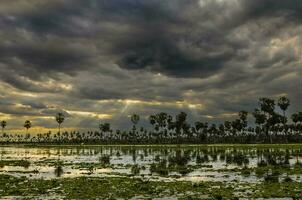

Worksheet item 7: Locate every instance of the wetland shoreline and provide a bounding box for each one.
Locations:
[0,144,302,199]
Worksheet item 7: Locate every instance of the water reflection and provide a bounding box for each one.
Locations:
[0,145,301,182]
[54,161,63,177]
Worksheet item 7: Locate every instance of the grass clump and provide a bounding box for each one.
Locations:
[0,174,302,199]
[99,155,110,166]
[0,160,30,168]
[131,164,140,175]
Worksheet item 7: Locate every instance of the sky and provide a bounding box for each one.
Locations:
[0,0,302,133]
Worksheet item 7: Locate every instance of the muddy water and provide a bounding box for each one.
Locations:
[0,145,301,183]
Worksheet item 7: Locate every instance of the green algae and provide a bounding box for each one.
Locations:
[1,174,302,199]
[0,160,31,168]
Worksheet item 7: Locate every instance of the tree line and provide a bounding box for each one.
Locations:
[1,96,302,144]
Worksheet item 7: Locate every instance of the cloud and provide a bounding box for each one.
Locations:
[0,0,302,131]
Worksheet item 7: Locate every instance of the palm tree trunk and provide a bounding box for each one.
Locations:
[283,110,288,143]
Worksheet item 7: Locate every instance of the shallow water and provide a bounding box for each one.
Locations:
[0,145,301,183]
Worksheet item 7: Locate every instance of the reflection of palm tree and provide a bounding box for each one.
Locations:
[54,161,63,177]
[1,121,7,134]
[24,120,32,134]
[55,113,65,134]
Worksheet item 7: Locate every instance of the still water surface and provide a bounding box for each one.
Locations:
[0,145,301,183]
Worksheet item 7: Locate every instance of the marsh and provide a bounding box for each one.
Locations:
[0,144,302,199]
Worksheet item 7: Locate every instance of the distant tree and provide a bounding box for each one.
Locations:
[131,114,140,125]
[24,120,32,134]
[257,98,276,143]
[218,124,225,139]
[291,113,299,126]
[149,112,172,139]
[175,112,190,142]
[195,121,207,142]
[99,122,112,140]
[291,112,302,135]
[131,114,140,126]
[2,95,302,144]
[99,123,111,132]
[1,120,7,134]
[208,124,218,140]
[259,98,275,114]
[238,110,248,133]
[224,121,232,137]
[253,109,266,126]
[55,113,65,134]
[278,96,290,126]
[231,119,243,136]
[267,112,283,130]
[253,108,267,142]
[131,114,140,134]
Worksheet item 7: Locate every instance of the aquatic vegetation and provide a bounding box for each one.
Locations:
[99,155,110,166]
[150,159,169,176]
[131,164,140,175]
[1,174,302,199]
[283,176,293,182]
[0,145,301,199]
[264,173,279,183]
[0,160,30,168]
[241,167,251,177]
[54,161,64,177]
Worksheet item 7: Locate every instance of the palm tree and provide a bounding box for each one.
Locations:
[24,120,32,134]
[99,122,111,141]
[291,113,300,135]
[130,114,140,142]
[291,113,299,126]
[278,96,290,142]
[224,121,232,138]
[194,121,206,141]
[238,111,248,135]
[55,113,65,134]
[253,108,266,142]
[278,96,290,126]
[175,112,189,143]
[149,112,171,140]
[131,114,140,130]
[258,98,276,143]
[131,114,140,125]
[1,121,7,134]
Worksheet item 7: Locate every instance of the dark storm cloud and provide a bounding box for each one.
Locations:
[1,0,302,79]
[0,41,94,79]
[74,86,126,100]
[107,0,302,78]
[1,0,302,130]
[102,0,236,78]
[243,0,302,19]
